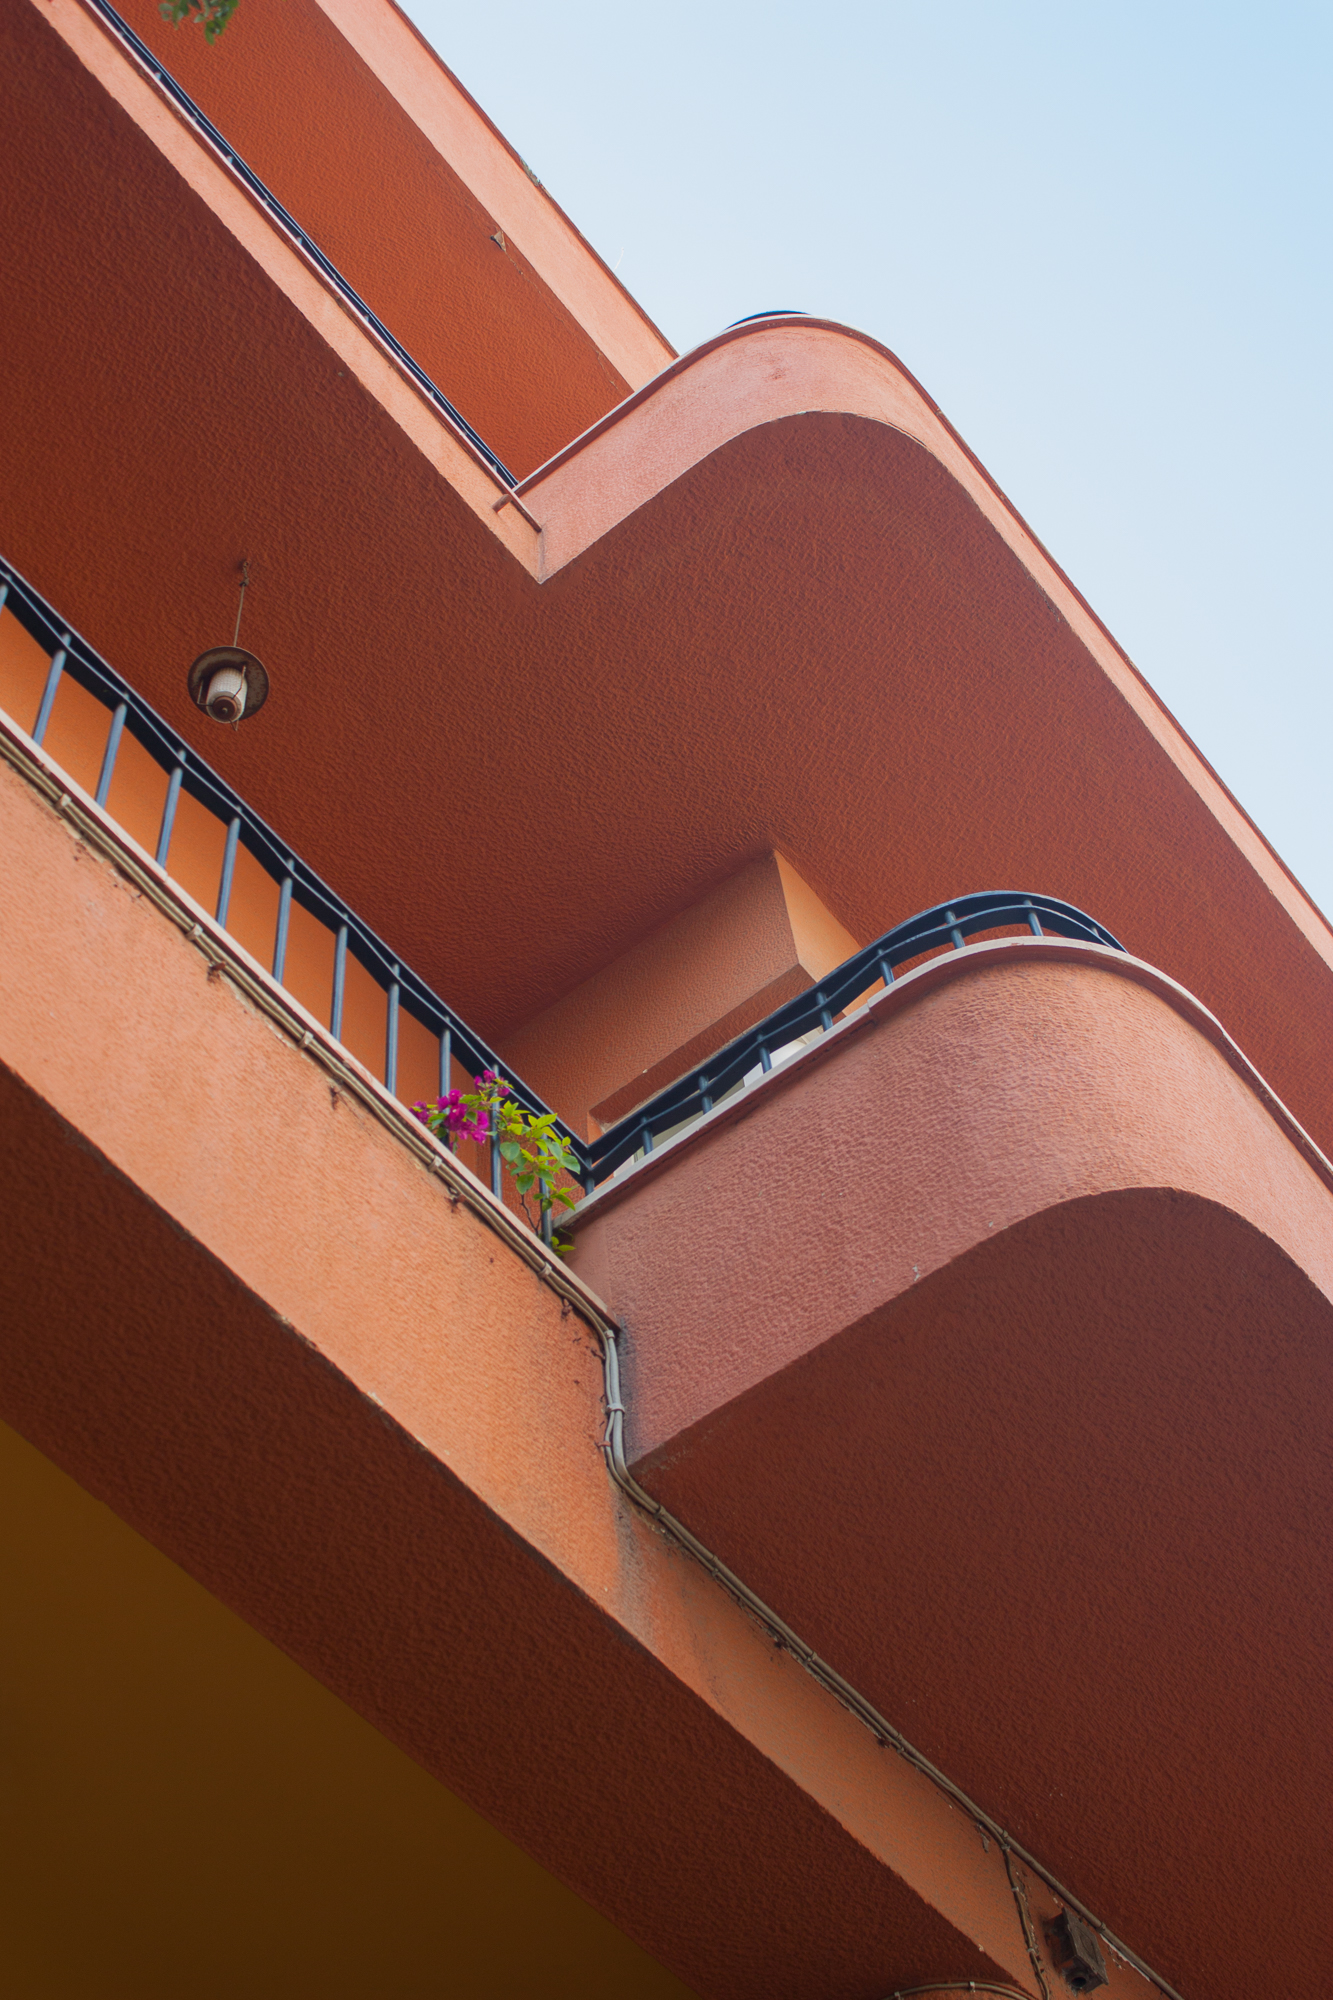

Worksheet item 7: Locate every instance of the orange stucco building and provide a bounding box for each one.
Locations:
[2,3,1330,1996]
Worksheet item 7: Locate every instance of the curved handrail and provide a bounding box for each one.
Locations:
[586,892,1124,1182]
[1,551,1125,1213]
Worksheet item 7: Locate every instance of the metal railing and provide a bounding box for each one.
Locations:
[84,0,518,491]
[1,553,1124,1222]
[0,554,567,1203]
[584,891,1125,1182]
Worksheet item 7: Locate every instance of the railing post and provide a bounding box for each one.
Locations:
[438,1024,452,1104]
[330,923,348,1040]
[155,755,185,868]
[32,639,68,747]
[385,969,400,1097]
[272,869,293,983]
[215,815,241,927]
[95,700,127,807]
[1023,898,1044,938]
[946,906,965,949]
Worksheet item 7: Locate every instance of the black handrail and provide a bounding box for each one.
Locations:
[0,554,558,1144]
[83,0,518,490]
[1,553,1125,1210]
[585,892,1124,1181]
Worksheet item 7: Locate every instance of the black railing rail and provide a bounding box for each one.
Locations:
[1,554,1125,1220]
[585,892,1125,1182]
[0,554,567,1189]
[84,0,518,491]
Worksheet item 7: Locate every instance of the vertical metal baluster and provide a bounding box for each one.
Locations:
[32,639,69,747]
[215,816,241,927]
[877,954,894,988]
[0,580,8,619]
[699,1072,713,1114]
[641,1117,654,1157]
[1024,897,1044,938]
[947,906,965,949]
[156,756,185,868]
[95,700,127,807]
[438,1024,452,1105]
[759,1041,772,1073]
[330,924,348,1040]
[540,1190,553,1248]
[490,1113,503,1198]
[817,991,834,1032]
[385,969,400,1097]
[272,870,293,983]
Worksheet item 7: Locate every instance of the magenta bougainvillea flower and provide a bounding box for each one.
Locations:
[414,1071,581,1236]
[411,1088,490,1144]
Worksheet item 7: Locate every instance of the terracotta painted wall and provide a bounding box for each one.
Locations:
[0,726,1056,1999]
[569,940,1333,2000]
[498,851,859,1136]
[108,0,650,476]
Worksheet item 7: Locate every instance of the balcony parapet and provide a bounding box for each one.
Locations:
[568,930,1333,2000]
[1,545,1145,1226]
[0,552,581,1212]
[1,628,1169,2000]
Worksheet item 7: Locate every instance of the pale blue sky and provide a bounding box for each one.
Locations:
[404,0,1332,917]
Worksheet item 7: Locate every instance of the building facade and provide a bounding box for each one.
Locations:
[2,2,1329,1995]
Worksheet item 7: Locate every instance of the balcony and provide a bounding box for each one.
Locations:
[3,544,1331,2000]
[567,901,1333,2000]
[0,549,1126,1225]
[2,556,1076,1997]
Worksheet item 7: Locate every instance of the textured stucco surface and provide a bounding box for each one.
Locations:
[500,851,858,1136]
[572,949,1333,2000]
[4,0,1332,1170]
[0,745,1045,1998]
[105,0,642,478]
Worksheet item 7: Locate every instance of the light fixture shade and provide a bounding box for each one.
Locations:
[187,646,269,722]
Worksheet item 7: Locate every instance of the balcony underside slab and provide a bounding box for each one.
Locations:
[0,737,1048,1997]
[571,949,1333,2000]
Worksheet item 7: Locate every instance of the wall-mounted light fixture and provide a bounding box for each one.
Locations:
[187,561,269,725]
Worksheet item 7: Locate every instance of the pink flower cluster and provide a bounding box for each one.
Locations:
[412,1072,512,1147]
[412,1089,489,1143]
